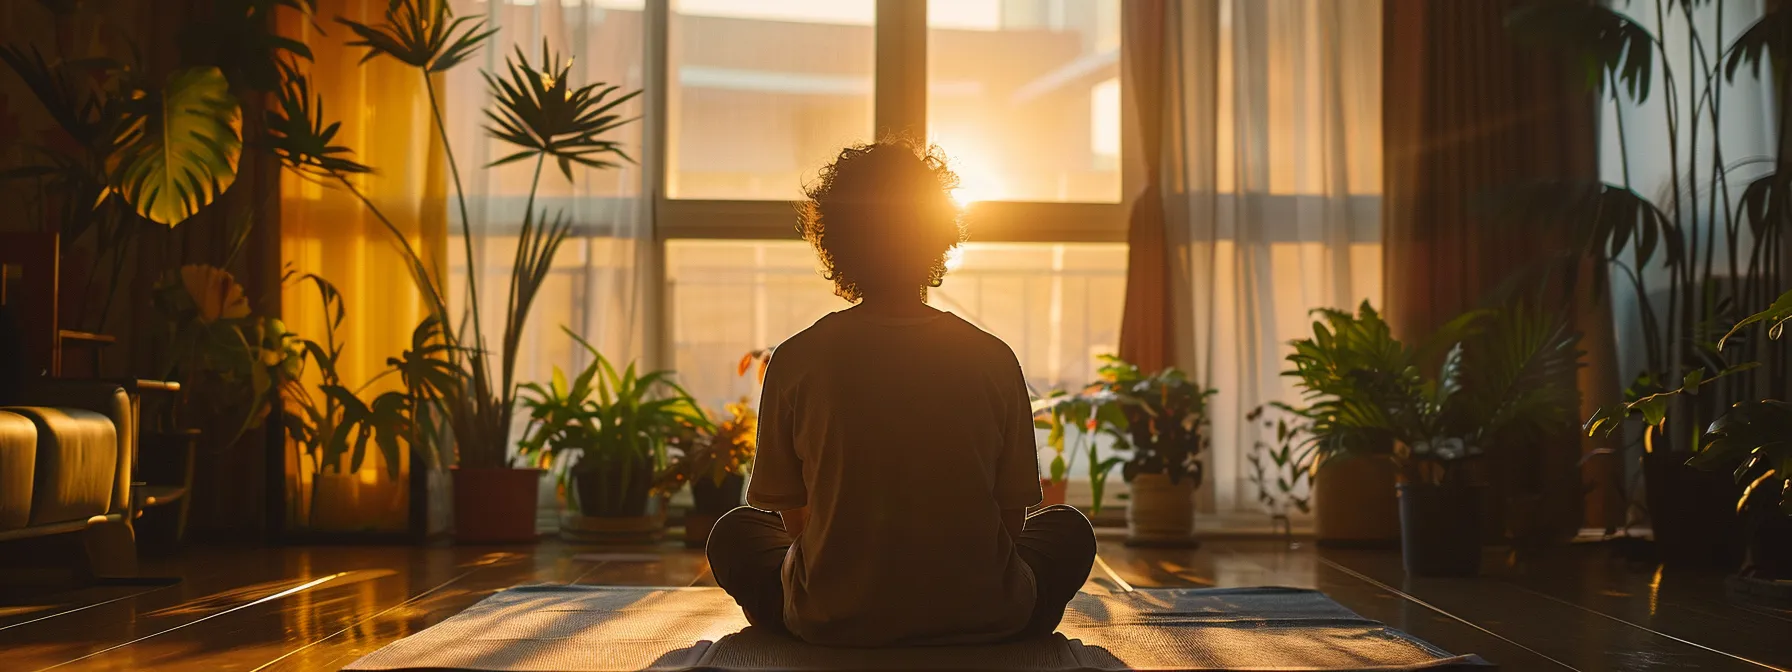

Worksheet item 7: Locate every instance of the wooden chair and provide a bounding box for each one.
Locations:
[0,232,114,378]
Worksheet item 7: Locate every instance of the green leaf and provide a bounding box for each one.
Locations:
[109,67,242,226]
[1681,368,1706,394]
[550,365,568,398]
[1723,5,1789,84]
[1506,2,1656,101]
[1720,289,1792,351]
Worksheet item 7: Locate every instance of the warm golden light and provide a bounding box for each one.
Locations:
[945,147,1006,205]
[944,246,966,272]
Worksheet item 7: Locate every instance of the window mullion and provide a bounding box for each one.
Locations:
[875,0,927,139]
[646,0,671,372]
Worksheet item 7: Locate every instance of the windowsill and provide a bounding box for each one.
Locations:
[1087,509,1315,540]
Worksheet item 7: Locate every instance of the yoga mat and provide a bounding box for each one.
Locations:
[345,585,1491,671]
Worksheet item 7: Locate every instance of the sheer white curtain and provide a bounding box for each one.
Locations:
[444,0,654,398]
[443,1,652,526]
[1159,0,1383,513]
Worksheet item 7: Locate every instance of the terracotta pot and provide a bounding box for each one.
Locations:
[1125,473,1198,547]
[451,467,542,544]
[1313,454,1400,548]
[1039,479,1068,507]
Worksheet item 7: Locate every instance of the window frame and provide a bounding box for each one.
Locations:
[644,0,1136,240]
[641,0,1135,368]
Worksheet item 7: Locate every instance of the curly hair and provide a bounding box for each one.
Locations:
[798,139,966,303]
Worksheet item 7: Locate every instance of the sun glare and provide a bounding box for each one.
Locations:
[944,246,966,272]
[946,149,1005,205]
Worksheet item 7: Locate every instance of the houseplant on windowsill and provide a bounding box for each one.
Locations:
[1092,355,1216,548]
[1286,301,1583,575]
[656,399,756,548]
[1032,385,1130,512]
[519,328,710,544]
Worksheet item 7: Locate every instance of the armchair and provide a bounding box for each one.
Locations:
[0,379,149,577]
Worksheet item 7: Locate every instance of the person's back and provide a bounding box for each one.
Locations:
[749,306,1038,645]
[705,139,1096,648]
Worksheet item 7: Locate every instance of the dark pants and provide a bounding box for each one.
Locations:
[705,504,1098,640]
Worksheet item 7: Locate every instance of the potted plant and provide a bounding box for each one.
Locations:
[1088,355,1216,547]
[278,275,452,536]
[1593,290,1792,598]
[1502,0,1790,551]
[1700,290,1792,594]
[1282,303,1444,548]
[263,2,643,543]
[657,399,757,548]
[1286,301,1582,576]
[1032,385,1130,512]
[519,328,710,544]
[1246,404,1314,539]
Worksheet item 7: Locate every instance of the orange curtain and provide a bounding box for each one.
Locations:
[1116,0,1172,374]
[278,0,449,532]
[1382,0,1622,532]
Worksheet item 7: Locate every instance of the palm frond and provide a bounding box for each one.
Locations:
[264,59,372,176]
[335,0,495,73]
[0,44,123,149]
[1461,305,1585,443]
[482,42,642,180]
[1506,1,1657,101]
[1723,3,1789,84]
[1477,180,1683,270]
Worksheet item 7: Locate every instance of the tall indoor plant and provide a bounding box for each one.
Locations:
[1286,301,1583,575]
[278,274,452,534]
[1,0,311,537]
[265,2,643,542]
[1503,0,1790,544]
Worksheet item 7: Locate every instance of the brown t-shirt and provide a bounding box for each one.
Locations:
[746,306,1043,647]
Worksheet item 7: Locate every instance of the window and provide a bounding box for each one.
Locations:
[667,0,876,200]
[656,0,1132,415]
[667,241,1126,411]
[927,0,1122,203]
[446,1,1131,476]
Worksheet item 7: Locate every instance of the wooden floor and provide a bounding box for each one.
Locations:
[2,534,1789,671]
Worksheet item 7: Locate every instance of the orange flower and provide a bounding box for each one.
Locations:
[179,264,250,323]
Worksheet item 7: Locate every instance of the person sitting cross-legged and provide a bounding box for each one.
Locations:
[705,138,1098,648]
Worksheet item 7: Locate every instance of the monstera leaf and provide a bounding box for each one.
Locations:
[109,67,241,226]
